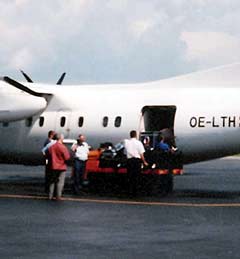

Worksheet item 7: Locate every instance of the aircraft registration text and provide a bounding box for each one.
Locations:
[190,116,240,128]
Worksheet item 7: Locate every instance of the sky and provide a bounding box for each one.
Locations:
[0,0,240,84]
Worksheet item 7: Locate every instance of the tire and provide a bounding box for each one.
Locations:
[158,172,174,195]
[164,172,174,193]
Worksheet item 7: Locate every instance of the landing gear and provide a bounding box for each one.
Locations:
[159,172,174,195]
[145,171,174,196]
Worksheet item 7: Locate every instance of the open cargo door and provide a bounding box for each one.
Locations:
[141,105,176,146]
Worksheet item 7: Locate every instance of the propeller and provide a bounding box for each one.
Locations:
[20,70,66,85]
[56,72,66,85]
[20,70,33,83]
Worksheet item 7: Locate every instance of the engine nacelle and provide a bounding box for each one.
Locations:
[0,91,47,122]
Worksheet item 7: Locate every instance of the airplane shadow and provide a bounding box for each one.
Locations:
[174,189,240,200]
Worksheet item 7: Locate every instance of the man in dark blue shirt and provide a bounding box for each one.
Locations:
[155,136,171,152]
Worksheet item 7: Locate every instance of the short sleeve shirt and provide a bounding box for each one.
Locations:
[124,138,145,159]
[72,142,89,161]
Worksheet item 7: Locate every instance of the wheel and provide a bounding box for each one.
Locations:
[158,172,174,195]
[163,172,174,194]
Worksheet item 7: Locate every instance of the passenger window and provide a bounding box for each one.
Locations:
[60,116,66,127]
[102,116,108,127]
[25,117,33,127]
[114,116,122,127]
[39,116,44,127]
[78,117,84,127]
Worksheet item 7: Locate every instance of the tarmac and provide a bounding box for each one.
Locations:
[1,157,240,258]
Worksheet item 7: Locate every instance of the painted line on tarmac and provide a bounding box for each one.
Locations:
[221,156,240,160]
[1,194,240,207]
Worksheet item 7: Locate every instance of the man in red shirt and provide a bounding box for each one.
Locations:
[48,133,70,200]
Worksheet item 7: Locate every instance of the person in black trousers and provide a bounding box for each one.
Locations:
[124,130,148,195]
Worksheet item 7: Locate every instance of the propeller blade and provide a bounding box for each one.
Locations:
[20,70,33,83]
[56,72,66,85]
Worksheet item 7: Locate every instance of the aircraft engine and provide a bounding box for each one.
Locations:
[0,76,52,123]
[0,92,47,122]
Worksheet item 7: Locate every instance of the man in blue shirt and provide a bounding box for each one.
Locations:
[155,136,171,152]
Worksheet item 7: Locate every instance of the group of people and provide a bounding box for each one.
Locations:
[42,131,89,200]
[42,129,175,200]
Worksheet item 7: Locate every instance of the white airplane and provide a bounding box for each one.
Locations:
[0,63,240,169]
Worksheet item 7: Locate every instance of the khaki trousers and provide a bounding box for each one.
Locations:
[49,170,66,199]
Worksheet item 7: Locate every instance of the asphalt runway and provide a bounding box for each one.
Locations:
[1,158,240,258]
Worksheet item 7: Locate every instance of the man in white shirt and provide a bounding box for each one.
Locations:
[71,134,89,194]
[124,130,148,196]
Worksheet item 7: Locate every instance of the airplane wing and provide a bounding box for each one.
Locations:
[0,76,53,122]
[159,62,240,87]
[1,76,52,100]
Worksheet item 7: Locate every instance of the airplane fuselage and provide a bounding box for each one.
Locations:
[0,79,240,165]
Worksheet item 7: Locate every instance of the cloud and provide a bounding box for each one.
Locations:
[0,0,239,83]
[131,20,154,38]
[15,0,29,6]
[181,31,240,67]
[9,47,33,69]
